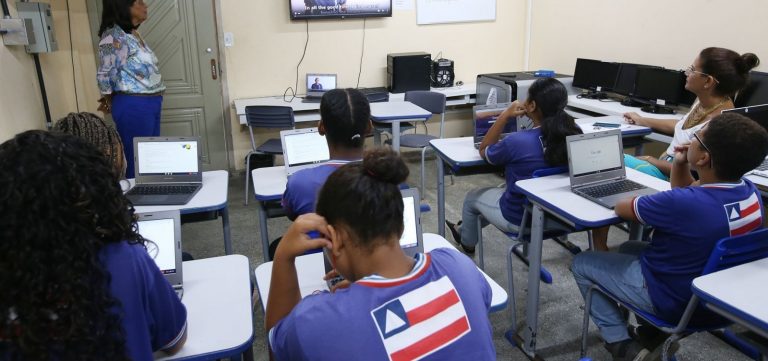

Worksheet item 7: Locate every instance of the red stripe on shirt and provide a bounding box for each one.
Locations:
[740,202,760,218]
[731,218,763,236]
[406,290,460,326]
[390,317,470,361]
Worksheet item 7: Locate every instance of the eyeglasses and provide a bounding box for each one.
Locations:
[692,130,713,168]
[684,65,719,84]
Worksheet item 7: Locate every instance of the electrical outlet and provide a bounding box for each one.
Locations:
[224,32,234,47]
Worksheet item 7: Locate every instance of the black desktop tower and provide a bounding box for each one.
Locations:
[387,52,431,93]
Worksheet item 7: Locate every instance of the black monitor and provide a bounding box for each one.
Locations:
[572,58,620,93]
[735,71,768,108]
[723,104,768,132]
[290,0,392,20]
[633,68,688,114]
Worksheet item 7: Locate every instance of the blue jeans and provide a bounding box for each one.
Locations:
[570,241,656,343]
[112,94,163,178]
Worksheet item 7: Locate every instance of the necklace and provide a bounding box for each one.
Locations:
[683,97,731,129]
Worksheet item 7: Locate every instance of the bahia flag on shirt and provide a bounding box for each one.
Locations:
[724,192,762,236]
[370,276,470,361]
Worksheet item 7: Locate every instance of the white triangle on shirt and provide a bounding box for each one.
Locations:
[730,207,740,220]
[385,310,406,334]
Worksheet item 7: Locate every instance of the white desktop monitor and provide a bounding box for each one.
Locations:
[306,73,337,97]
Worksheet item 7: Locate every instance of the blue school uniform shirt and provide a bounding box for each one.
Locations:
[269,248,495,361]
[484,128,548,225]
[282,160,356,220]
[632,179,763,325]
[100,241,187,360]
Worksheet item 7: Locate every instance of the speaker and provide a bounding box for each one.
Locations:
[387,52,431,93]
[431,58,454,88]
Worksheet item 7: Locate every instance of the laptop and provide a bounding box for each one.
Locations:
[722,104,768,177]
[324,188,424,288]
[280,128,331,176]
[126,137,203,206]
[472,102,520,149]
[136,210,184,298]
[566,129,657,209]
[303,73,337,103]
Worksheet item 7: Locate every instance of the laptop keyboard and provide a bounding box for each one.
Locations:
[756,159,768,171]
[577,179,646,198]
[127,185,199,196]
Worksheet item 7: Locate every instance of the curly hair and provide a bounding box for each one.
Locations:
[0,130,145,360]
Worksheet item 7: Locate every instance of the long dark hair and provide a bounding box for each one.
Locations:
[0,131,145,360]
[53,112,126,180]
[527,78,582,165]
[316,148,409,251]
[699,47,760,98]
[98,0,137,36]
[320,88,371,149]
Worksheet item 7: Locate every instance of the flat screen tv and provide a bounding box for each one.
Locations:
[290,0,392,20]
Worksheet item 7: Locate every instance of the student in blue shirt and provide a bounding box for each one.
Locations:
[0,131,187,360]
[571,113,768,360]
[446,78,582,252]
[267,149,496,361]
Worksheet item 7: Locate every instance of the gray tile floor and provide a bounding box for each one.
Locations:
[181,150,752,360]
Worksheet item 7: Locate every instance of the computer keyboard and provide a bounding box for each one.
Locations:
[756,158,768,171]
[127,185,199,196]
[577,179,646,198]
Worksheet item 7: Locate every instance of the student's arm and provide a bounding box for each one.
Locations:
[479,101,526,159]
[265,214,332,333]
[669,144,696,188]
[615,197,639,223]
[623,112,677,135]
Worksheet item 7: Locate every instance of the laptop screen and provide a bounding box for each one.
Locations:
[569,133,623,177]
[723,104,768,132]
[399,194,418,249]
[284,131,331,167]
[137,218,177,275]
[306,74,337,95]
[137,140,199,176]
[474,104,516,140]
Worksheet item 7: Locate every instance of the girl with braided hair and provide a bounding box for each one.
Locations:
[53,112,127,179]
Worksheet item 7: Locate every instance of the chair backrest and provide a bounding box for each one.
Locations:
[404,91,447,115]
[532,166,568,178]
[245,106,295,129]
[702,228,768,275]
[734,71,768,108]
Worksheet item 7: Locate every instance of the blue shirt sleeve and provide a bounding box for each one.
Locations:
[282,180,299,221]
[485,137,515,166]
[136,248,188,352]
[633,189,681,230]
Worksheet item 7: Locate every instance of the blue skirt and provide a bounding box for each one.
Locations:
[111,94,163,178]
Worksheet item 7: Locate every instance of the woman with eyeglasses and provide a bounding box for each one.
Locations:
[623,47,760,179]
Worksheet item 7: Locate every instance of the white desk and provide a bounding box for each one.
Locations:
[369,101,432,151]
[388,83,477,107]
[254,233,508,313]
[251,166,288,261]
[692,257,768,340]
[155,255,253,361]
[513,168,670,358]
[131,171,233,255]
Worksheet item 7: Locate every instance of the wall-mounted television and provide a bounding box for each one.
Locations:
[290,0,392,20]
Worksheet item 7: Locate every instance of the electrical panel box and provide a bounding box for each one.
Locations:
[16,2,57,53]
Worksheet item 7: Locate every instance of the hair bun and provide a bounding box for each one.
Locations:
[740,53,760,72]
[363,148,409,185]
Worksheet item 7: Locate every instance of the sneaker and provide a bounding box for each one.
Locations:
[445,220,475,254]
[604,339,650,361]
[628,324,667,351]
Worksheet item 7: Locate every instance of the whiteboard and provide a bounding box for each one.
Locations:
[416,0,496,25]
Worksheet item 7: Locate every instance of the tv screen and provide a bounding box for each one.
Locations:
[290,0,392,20]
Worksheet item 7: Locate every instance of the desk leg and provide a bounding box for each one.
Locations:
[628,221,644,241]
[437,155,445,237]
[391,121,401,153]
[222,207,233,255]
[522,204,545,357]
[258,201,271,262]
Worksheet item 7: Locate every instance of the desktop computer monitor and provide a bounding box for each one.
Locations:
[735,71,768,108]
[723,104,768,132]
[572,58,620,93]
[633,68,688,113]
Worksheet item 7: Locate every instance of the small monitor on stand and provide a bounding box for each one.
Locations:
[614,63,661,107]
[572,58,620,99]
[632,68,687,114]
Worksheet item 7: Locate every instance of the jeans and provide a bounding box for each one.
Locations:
[571,241,655,343]
[459,187,519,247]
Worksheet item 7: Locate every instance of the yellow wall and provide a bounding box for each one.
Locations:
[528,0,767,74]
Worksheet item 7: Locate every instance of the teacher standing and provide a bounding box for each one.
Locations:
[97,0,164,179]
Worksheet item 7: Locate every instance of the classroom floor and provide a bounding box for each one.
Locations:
[181,149,752,361]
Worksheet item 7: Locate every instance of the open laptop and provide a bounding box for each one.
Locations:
[472,102,519,149]
[566,130,657,209]
[280,128,331,176]
[126,137,203,206]
[722,104,768,177]
[137,210,184,299]
[303,73,337,103]
[324,188,424,288]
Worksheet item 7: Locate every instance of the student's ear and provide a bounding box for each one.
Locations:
[365,119,373,136]
[525,100,537,114]
[697,150,712,169]
[327,224,345,258]
[318,120,327,136]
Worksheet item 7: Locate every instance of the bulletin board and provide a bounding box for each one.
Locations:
[416,0,496,25]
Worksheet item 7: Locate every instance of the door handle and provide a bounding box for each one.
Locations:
[210,59,218,80]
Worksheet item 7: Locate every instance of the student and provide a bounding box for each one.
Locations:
[623,47,760,179]
[446,78,581,252]
[266,149,496,360]
[571,113,768,360]
[311,77,323,90]
[0,131,187,360]
[52,112,127,179]
[282,88,371,220]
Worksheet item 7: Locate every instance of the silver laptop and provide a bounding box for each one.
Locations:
[722,104,768,177]
[304,73,337,102]
[280,128,331,176]
[473,102,529,149]
[324,188,424,288]
[566,130,657,209]
[126,137,203,206]
[137,210,184,299]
